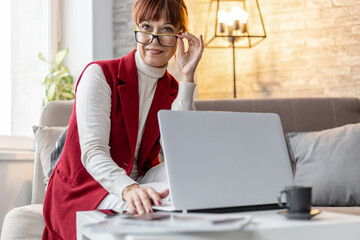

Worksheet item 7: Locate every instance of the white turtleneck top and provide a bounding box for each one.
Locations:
[76,50,196,199]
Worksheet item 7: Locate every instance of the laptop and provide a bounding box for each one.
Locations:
[153,110,294,213]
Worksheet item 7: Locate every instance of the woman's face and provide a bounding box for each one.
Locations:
[136,18,180,68]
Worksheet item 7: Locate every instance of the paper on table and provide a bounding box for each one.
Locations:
[86,212,253,234]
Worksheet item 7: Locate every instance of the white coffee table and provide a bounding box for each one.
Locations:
[77,209,360,240]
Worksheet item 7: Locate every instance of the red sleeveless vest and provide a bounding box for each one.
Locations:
[42,50,179,240]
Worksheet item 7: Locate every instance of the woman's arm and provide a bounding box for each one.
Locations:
[76,64,166,215]
[76,64,137,199]
[171,81,196,110]
[170,32,204,111]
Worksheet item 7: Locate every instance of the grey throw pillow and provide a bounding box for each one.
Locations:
[286,123,360,206]
[48,126,68,177]
[33,125,66,188]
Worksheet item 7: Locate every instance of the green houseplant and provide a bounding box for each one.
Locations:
[39,48,75,107]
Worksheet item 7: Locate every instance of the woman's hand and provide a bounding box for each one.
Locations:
[122,184,169,215]
[177,32,204,83]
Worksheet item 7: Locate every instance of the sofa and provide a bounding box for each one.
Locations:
[2,97,360,239]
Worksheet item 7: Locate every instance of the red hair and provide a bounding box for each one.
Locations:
[133,0,189,32]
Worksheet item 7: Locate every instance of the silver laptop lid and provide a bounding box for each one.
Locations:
[158,110,294,211]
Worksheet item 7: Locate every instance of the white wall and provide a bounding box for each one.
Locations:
[0,135,34,236]
[0,158,34,237]
[60,0,113,82]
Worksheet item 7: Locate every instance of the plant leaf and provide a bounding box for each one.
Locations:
[39,52,53,64]
[64,76,74,84]
[54,48,69,66]
[39,52,46,61]
[52,70,61,77]
[61,92,75,99]
[63,83,75,89]
[40,48,74,105]
[47,84,56,101]
[62,65,70,72]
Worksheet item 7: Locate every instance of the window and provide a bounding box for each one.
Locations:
[1,0,113,137]
[0,0,44,137]
[0,0,11,135]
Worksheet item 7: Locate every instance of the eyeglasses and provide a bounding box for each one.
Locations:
[134,26,178,47]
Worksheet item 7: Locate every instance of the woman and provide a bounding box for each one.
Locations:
[42,0,204,239]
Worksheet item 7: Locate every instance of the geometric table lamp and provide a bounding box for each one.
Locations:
[205,0,266,98]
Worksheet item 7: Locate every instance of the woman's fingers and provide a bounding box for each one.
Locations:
[177,32,204,62]
[146,188,163,206]
[133,194,147,215]
[138,189,153,214]
[176,32,204,80]
[159,189,170,199]
[177,37,185,57]
[178,32,200,48]
[127,199,137,215]
[124,186,167,214]
[199,35,204,53]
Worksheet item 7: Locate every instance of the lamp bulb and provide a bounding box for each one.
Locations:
[230,6,248,23]
[217,10,228,24]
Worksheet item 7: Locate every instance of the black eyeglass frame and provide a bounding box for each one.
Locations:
[134,26,179,47]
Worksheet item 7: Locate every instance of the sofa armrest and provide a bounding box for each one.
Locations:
[31,151,45,204]
[1,204,44,239]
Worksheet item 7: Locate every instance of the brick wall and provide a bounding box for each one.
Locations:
[113,0,135,58]
[193,0,360,99]
[113,0,360,99]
